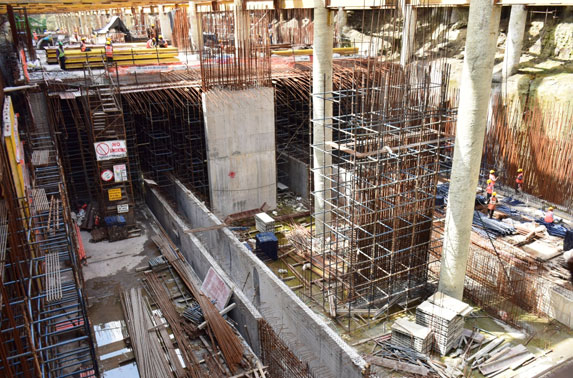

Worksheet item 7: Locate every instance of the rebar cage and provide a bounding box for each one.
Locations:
[310,62,455,331]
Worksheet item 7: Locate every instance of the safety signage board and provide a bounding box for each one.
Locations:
[108,188,122,201]
[113,164,128,182]
[94,140,127,161]
[117,204,129,213]
[101,169,114,182]
[200,268,232,311]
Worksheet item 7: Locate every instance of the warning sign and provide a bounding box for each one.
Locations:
[117,204,129,213]
[113,164,127,182]
[101,169,114,182]
[108,188,122,201]
[201,268,232,311]
[94,140,127,161]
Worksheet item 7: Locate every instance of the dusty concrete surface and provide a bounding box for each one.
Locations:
[82,209,160,376]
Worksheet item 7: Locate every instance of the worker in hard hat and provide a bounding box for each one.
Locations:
[56,41,66,70]
[489,169,497,183]
[147,24,156,39]
[485,179,494,202]
[105,40,113,63]
[488,192,498,219]
[80,37,91,52]
[515,168,524,194]
[146,37,156,48]
[157,35,168,48]
[544,207,554,224]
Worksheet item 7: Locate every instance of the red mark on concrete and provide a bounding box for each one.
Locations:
[228,171,236,178]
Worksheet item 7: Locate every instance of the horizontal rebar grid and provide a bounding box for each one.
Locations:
[310,61,454,331]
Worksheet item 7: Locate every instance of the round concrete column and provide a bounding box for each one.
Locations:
[312,1,333,236]
[189,2,202,52]
[400,5,417,67]
[503,5,527,81]
[438,1,501,300]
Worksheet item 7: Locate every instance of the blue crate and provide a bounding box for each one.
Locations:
[255,232,278,260]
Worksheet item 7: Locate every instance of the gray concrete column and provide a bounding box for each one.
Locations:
[438,0,501,300]
[312,1,333,236]
[159,10,173,41]
[503,5,527,81]
[189,2,202,51]
[400,4,417,66]
[234,0,250,51]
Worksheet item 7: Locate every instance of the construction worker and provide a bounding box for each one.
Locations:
[485,179,494,202]
[488,192,498,219]
[544,207,554,223]
[80,37,91,52]
[146,37,156,48]
[56,41,66,70]
[105,40,113,63]
[157,35,168,48]
[515,168,524,194]
[147,24,156,39]
[489,169,497,183]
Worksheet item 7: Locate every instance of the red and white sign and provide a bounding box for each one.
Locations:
[113,164,127,182]
[100,169,114,182]
[201,268,232,311]
[94,140,127,161]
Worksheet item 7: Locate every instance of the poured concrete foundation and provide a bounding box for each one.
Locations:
[202,87,277,217]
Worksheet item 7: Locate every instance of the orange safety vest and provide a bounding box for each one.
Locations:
[488,196,497,210]
[544,211,554,223]
[516,173,523,184]
[486,182,494,194]
[81,42,87,52]
[105,44,113,57]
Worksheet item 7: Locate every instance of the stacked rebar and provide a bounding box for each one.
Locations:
[121,287,173,377]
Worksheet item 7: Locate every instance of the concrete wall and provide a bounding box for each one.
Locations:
[202,88,277,217]
[164,177,368,378]
[145,186,263,355]
[283,155,309,198]
[549,286,573,329]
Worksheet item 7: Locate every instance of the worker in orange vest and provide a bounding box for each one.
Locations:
[105,40,113,63]
[544,207,554,223]
[80,37,91,52]
[485,179,494,202]
[515,168,524,194]
[489,169,497,183]
[488,192,498,219]
[157,35,168,48]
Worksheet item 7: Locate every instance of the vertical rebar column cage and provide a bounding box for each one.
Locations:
[311,62,454,331]
[200,10,272,91]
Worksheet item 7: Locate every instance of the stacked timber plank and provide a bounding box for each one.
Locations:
[46,45,180,69]
[416,293,472,355]
[45,42,146,63]
[391,317,433,354]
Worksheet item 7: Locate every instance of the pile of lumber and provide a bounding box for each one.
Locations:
[45,42,146,63]
[46,45,180,69]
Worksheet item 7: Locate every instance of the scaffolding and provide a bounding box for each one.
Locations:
[81,63,135,225]
[0,127,97,377]
[310,62,455,331]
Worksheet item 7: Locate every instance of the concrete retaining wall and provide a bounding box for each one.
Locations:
[145,186,263,355]
[165,177,368,378]
[202,87,277,217]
